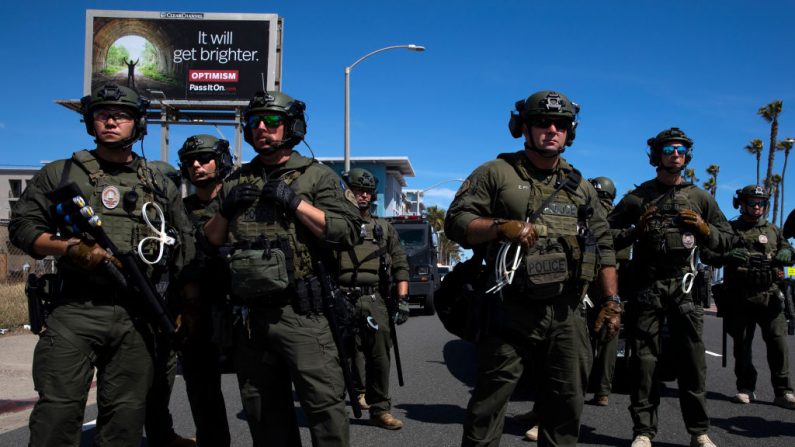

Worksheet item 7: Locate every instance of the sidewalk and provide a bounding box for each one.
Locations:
[0,331,38,434]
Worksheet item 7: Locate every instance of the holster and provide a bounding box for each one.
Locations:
[25,273,58,335]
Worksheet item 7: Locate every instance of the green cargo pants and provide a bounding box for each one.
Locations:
[628,277,709,439]
[728,296,793,397]
[347,291,394,416]
[462,293,591,447]
[29,301,153,447]
[234,303,350,447]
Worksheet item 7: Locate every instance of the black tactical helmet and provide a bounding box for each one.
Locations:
[177,134,233,180]
[243,91,307,148]
[647,127,694,167]
[589,176,616,201]
[509,90,580,146]
[147,160,182,188]
[345,168,378,191]
[80,83,149,146]
[733,184,770,209]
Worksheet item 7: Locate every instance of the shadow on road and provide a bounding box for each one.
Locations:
[441,339,477,387]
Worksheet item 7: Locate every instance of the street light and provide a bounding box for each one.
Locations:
[344,44,426,174]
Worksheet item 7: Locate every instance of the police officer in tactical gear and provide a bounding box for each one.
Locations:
[203,91,362,446]
[586,176,626,408]
[9,83,195,446]
[176,134,235,446]
[446,90,620,446]
[608,127,733,447]
[337,168,410,429]
[144,158,198,447]
[701,185,795,409]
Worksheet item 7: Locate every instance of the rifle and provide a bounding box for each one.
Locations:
[379,248,405,387]
[315,260,363,418]
[48,182,176,336]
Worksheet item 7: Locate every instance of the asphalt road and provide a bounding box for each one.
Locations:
[3,310,795,446]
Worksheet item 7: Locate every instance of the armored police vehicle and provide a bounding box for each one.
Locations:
[386,215,440,315]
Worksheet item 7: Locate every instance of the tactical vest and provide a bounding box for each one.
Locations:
[495,154,598,299]
[636,184,697,266]
[226,163,313,301]
[726,220,778,299]
[59,150,175,282]
[337,218,387,287]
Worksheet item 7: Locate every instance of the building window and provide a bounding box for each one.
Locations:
[9,179,23,198]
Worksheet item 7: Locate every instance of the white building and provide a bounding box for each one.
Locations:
[0,165,42,221]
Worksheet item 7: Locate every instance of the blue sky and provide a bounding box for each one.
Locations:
[2,1,795,223]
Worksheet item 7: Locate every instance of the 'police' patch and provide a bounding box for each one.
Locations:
[682,232,695,249]
[759,234,769,244]
[102,186,120,209]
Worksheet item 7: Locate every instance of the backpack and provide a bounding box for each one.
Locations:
[434,256,487,342]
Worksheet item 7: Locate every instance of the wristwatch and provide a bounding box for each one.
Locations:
[605,295,621,304]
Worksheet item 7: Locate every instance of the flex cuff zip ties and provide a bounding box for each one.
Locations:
[137,201,176,265]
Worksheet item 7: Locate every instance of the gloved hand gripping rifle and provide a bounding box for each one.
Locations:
[49,182,176,336]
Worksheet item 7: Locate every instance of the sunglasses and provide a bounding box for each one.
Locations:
[247,114,284,129]
[661,145,690,156]
[93,109,135,123]
[530,117,571,130]
[183,153,215,166]
[745,199,768,208]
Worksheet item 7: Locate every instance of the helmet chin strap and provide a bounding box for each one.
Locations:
[659,164,685,175]
[95,128,142,151]
[524,141,564,158]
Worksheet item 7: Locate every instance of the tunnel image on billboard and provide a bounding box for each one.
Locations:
[87,11,279,101]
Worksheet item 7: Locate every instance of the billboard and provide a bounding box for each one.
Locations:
[84,10,281,101]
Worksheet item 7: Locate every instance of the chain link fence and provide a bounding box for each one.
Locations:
[0,222,55,328]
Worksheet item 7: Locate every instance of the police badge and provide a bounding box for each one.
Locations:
[101,185,120,209]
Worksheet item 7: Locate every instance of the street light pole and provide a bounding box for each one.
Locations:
[344,44,425,175]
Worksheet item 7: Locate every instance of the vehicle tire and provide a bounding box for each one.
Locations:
[424,290,436,315]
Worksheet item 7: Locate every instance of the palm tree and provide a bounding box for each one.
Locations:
[771,174,783,224]
[425,205,445,233]
[744,138,764,184]
[758,100,784,194]
[777,138,794,226]
[684,167,699,184]
[703,177,716,197]
[705,164,720,198]
[425,205,462,265]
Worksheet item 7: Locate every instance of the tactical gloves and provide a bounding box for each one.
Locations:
[636,206,658,237]
[775,248,794,265]
[593,298,621,342]
[394,295,410,325]
[66,239,121,271]
[496,219,538,249]
[220,184,260,219]
[262,178,302,211]
[678,209,711,238]
[725,247,750,265]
